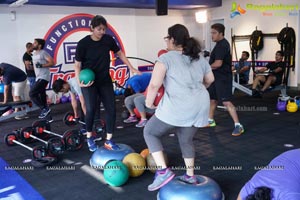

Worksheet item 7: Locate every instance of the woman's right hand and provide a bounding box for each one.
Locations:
[79,80,94,87]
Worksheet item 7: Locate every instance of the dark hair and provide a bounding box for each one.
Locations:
[52,79,66,93]
[91,15,107,28]
[276,50,284,57]
[34,38,45,49]
[26,42,32,48]
[242,51,250,58]
[124,88,134,97]
[168,24,201,61]
[211,23,225,36]
[246,187,272,200]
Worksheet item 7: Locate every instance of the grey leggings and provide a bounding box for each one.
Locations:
[124,93,155,114]
[143,115,198,158]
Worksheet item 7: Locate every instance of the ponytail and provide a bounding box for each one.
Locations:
[246,187,272,200]
[183,37,201,61]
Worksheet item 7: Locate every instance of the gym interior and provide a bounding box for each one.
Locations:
[0,0,300,199]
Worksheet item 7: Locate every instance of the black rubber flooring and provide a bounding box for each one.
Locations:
[1,90,300,200]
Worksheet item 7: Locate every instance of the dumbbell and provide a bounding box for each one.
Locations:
[32,120,83,151]
[19,127,65,156]
[63,112,105,134]
[4,132,57,168]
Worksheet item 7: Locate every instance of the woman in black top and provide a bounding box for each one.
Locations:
[74,15,140,152]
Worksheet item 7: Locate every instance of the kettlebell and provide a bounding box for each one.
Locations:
[287,99,298,112]
[294,96,300,108]
[276,97,287,112]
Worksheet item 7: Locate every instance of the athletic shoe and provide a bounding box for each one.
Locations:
[104,140,120,150]
[123,115,138,123]
[92,132,102,142]
[80,129,87,136]
[15,113,29,120]
[148,168,175,191]
[81,130,102,142]
[178,174,199,184]
[252,90,262,98]
[87,137,98,152]
[135,119,148,128]
[232,124,244,136]
[207,119,216,127]
[38,107,51,119]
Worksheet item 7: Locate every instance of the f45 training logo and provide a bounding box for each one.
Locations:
[44,13,129,89]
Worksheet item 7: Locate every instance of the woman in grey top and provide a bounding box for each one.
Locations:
[144,24,214,191]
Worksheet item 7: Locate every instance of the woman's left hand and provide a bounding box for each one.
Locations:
[145,103,157,109]
[132,68,142,75]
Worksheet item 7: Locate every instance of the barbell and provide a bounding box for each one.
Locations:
[19,127,65,156]
[32,120,84,151]
[4,132,57,168]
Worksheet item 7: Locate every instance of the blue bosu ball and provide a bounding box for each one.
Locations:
[90,143,135,170]
[157,175,224,200]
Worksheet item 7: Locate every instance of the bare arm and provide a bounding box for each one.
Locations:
[211,60,223,70]
[43,55,55,68]
[272,67,283,73]
[236,192,242,200]
[24,60,33,70]
[239,66,250,73]
[203,71,215,88]
[145,62,166,108]
[70,92,79,118]
[116,50,141,75]
[74,61,81,85]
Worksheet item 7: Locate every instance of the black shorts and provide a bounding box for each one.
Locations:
[208,78,232,102]
[260,75,282,87]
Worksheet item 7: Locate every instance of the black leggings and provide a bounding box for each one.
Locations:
[81,83,115,133]
[29,79,48,110]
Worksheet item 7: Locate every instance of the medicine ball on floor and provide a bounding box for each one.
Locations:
[103,160,129,187]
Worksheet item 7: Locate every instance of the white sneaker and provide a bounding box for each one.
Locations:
[15,113,29,120]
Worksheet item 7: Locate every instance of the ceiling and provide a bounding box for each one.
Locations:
[0,0,221,9]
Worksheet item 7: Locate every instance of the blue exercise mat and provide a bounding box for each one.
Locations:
[0,158,44,200]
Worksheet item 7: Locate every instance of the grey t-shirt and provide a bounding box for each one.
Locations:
[32,50,51,81]
[68,77,82,96]
[155,51,211,127]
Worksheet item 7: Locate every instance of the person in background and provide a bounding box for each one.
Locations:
[52,78,86,119]
[74,15,140,152]
[29,38,55,119]
[237,149,300,200]
[23,42,36,89]
[252,50,285,98]
[233,51,250,84]
[143,24,214,191]
[0,62,28,119]
[207,23,244,136]
[123,73,153,127]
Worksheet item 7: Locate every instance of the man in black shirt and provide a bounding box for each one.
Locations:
[207,23,244,136]
[0,63,27,104]
[23,42,36,89]
[252,51,285,97]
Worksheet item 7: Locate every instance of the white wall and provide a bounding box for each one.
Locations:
[0,5,201,70]
[200,0,300,87]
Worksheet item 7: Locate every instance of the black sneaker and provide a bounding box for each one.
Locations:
[38,107,51,119]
